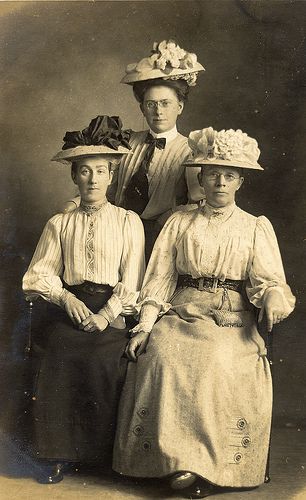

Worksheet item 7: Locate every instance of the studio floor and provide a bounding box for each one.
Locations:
[0,427,305,500]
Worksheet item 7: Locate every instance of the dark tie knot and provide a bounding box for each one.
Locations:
[145,133,166,150]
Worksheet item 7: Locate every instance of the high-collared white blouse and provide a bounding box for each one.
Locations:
[112,127,204,219]
[22,203,145,322]
[136,203,295,329]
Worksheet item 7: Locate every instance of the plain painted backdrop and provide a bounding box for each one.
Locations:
[0,0,305,434]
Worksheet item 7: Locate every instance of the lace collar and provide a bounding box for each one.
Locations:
[80,200,108,215]
[202,202,236,219]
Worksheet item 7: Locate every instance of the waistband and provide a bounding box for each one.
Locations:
[64,281,113,296]
[177,275,244,293]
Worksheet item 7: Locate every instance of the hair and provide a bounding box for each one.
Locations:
[133,78,189,104]
[200,165,245,177]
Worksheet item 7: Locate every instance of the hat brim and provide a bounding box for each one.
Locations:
[51,145,132,165]
[121,62,205,85]
[184,157,263,171]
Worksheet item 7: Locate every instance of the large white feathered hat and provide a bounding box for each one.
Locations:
[184,127,263,170]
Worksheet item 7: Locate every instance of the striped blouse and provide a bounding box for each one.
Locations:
[110,128,204,220]
[22,203,145,322]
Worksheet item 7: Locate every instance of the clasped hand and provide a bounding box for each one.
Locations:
[64,296,108,333]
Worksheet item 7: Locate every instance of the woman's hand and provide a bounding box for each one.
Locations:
[64,296,92,325]
[259,288,291,332]
[125,331,150,362]
[80,314,109,333]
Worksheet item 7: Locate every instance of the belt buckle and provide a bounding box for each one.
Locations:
[198,277,204,291]
[84,282,95,294]
[210,277,218,293]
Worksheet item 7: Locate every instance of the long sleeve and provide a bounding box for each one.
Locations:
[99,211,145,322]
[246,216,295,312]
[22,214,75,306]
[140,213,182,306]
[130,213,185,333]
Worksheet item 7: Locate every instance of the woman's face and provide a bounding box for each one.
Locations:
[72,156,113,205]
[199,165,244,208]
[140,85,184,134]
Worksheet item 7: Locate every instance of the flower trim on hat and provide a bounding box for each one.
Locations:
[164,72,199,86]
[62,115,131,151]
[126,40,200,86]
[188,128,260,164]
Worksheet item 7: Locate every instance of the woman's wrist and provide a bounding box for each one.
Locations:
[97,308,111,325]
[130,329,151,338]
[59,289,76,309]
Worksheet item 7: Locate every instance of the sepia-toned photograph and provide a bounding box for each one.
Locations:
[0,1,305,498]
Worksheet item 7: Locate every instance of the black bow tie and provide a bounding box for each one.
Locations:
[123,133,166,216]
[145,132,166,150]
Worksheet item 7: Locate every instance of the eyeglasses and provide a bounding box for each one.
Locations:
[143,100,175,111]
[204,173,240,182]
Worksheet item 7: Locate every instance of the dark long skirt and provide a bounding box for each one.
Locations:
[31,285,129,464]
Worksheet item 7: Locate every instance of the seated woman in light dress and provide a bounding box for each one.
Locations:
[22,116,145,484]
[63,40,205,260]
[112,127,295,498]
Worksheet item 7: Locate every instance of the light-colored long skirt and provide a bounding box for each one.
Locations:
[113,287,272,488]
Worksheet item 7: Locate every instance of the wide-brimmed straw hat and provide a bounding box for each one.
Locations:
[184,127,263,170]
[121,39,205,87]
[52,115,132,165]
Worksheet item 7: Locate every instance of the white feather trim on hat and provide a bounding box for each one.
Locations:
[185,128,263,170]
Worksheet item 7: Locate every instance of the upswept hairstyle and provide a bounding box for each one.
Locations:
[133,78,189,104]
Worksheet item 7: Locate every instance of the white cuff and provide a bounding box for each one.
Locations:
[98,294,123,324]
[51,287,75,308]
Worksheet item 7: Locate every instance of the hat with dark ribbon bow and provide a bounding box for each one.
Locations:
[52,115,132,165]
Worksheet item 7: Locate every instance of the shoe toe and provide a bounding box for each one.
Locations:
[36,462,66,484]
[182,480,215,499]
[170,472,197,490]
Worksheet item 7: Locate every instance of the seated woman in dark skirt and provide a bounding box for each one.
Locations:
[22,115,145,484]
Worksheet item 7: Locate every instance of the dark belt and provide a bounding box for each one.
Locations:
[177,274,244,293]
[64,281,113,296]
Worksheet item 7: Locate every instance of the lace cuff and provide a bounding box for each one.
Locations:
[136,296,172,315]
[98,294,122,324]
[130,303,162,335]
[51,287,76,308]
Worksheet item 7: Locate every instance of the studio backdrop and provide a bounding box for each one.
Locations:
[0,0,305,434]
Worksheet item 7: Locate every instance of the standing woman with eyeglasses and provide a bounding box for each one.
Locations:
[110,40,205,260]
[62,41,205,260]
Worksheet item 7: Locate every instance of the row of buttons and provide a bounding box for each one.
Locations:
[231,418,251,465]
[134,408,151,451]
